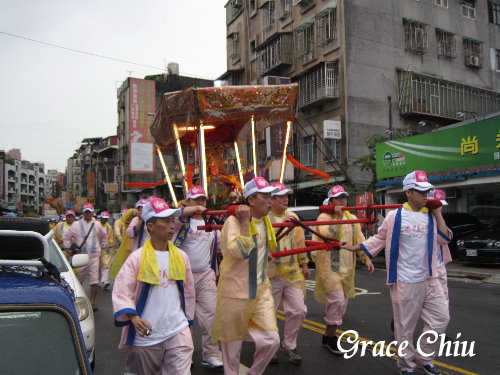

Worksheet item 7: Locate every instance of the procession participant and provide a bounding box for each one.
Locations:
[172,186,223,369]
[313,185,374,355]
[212,177,280,375]
[268,182,310,365]
[64,203,108,311]
[54,210,76,248]
[109,208,135,280]
[99,211,115,290]
[126,199,149,251]
[112,198,195,375]
[342,171,452,375]
[428,189,453,301]
[114,208,129,249]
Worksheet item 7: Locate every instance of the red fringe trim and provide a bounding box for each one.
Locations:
[286,153,330,182]
[123,181,164,188]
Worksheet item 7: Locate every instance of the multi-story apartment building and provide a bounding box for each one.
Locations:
[1,150,46,215]
[66,136,118,212]
[116,66,213,207]
[221,0,500,201]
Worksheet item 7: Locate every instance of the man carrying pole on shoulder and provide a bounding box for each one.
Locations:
[267,182,310,365]
[342,171,452,375]
[212,177,280,375]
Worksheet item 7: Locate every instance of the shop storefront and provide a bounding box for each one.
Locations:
[375,112,500,223]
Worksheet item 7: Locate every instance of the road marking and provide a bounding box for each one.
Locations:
[276,311,479,375]
[305,280,381,295]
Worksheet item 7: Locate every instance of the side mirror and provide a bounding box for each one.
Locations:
[71,254,90,268]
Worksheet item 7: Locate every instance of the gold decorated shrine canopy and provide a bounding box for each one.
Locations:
[150,84,298,148]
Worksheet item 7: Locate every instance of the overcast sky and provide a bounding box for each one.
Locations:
[0,0,227,172]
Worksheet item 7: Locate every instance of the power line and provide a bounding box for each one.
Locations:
[0,30,166,71]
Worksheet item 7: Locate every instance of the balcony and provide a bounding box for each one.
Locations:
[397,70,500,120]
[294,61,340,108]
[258,34,293,76]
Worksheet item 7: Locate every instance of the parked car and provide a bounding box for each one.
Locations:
[0,217,95,369]
[468,205,500,226]
[442,212,481,257]
[0,218,92,374]
[456,217,500,264]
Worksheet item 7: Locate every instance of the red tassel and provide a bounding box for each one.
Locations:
[286,153,329,182]
[123,181,165,188]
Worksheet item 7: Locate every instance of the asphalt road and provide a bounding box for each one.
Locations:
[92,264,500,375]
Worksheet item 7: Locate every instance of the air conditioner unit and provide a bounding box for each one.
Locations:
[263,76,292,85]
[466,55,480,67]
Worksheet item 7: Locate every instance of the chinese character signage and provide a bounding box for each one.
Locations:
[376,117,500,179]
[128,78,156,173]
[323,120,342,139]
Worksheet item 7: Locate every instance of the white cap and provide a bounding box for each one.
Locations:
[186,186,208,200]
[243,177,278,198]
[135,198,148,208]
[328,185,349,199]
[428,189,448,206]
[82,203,94,212]
[141,197,181,223]
[271,182,293,196]
[322,198,330,205]
[403,170,434,191]
[100,211,110,219]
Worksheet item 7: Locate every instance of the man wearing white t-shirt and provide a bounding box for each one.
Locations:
[112,198,195,375]
[173,186,223,369]
[343,171,452,375]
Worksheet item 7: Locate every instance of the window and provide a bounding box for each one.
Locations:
[496,49,500,70]
[295,22,315,64]
[258,34,293,74]
[323,139,341,162]
[398,70,500,120]
[295,61,339,107]
[461,0,476,20]
[300,135,317,166]
[435,0,448,8]
[261,1,276,41]
[316,8,337,47]
[491,2,500,25]
[403,19,427,54]
[436,29,456,58]
[463,38,483,68]
[278,0,292,19]
[250,39,257,61]
[230,32,240,61]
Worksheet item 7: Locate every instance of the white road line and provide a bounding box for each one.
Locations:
[305,280,381,295]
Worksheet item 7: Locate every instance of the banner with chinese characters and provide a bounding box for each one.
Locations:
[376,117,500,179]
[128,78,155,173]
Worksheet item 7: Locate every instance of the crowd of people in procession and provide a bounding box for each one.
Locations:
[44,169,452,375]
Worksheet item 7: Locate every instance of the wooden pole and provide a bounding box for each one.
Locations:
[156,147,178,207]
[279,120,292,183]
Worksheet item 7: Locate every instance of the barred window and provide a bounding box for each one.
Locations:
[277,0,292,19]
[436,29,456,58]
[316,8,337,47]
[300,135,317,166]
[463,38,483,68]
[295,22,315,64]
[403,19,427,54]
[323,139,341,162]
[295,61,339,108]
[492,2,500,25]
[261,1,276,42]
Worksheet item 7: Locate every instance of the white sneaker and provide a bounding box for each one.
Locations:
[202,357,223,369]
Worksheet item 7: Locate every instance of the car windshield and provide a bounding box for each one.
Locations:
[487,217,500,230]
[0,310,83,374]
[48,240,69,273]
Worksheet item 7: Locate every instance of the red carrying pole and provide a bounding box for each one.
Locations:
[271,242,340,258]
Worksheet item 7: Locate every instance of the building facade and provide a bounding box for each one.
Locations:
[116,69,213,207]
[221,0,500,202]
[1,150,46,215]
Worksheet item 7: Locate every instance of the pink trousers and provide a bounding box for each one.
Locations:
[125,326,193,375]
[77,254,100,286]
[437,266,449,301]
[390,278,449,371]
[188,268,221,360]
[324,290,348,326]
[271,277,307,350]
[221,327,279,375]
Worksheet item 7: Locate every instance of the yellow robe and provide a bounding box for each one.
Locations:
[267,211,308,293]
[109,209,135,280]
[313,212,368,303]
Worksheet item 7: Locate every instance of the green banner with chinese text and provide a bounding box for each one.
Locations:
[376,117,500,179]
